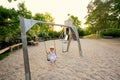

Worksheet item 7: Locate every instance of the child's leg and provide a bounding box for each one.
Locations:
[54,60,56,63]
[50,59,54,65]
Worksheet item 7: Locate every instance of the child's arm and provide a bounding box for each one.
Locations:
[46,51,49,55]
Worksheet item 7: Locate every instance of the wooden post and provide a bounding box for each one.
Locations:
[20,18,31,80]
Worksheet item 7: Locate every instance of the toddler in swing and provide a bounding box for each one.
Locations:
[47,45,57,64]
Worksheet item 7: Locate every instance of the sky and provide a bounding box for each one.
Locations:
[0,0,91,29]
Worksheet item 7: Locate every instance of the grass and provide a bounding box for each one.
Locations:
[83,34,97,39]
[0,52,10,60]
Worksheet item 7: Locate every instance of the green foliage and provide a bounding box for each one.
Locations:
[0,6,20,49]
[0,2,34,49]
[26,12,55,41]
[67,14,84,37]
[8,0,16,3]
[26,12,60,41]
[86,0,111,29]
[86,0,120,34]
[83,27,92,35]
[68,14,81,28]
[38,30,62,41]
[33,13,53,32]
[27,24,40,41]
[83,34,96,39]
[101,29,120,37]
[38,31,50,41]
[49,30,62,39]
[0,1,62,62]
[78,28,84,36]
[0,6,19,25]
[18,2,32,19]
[0,52,10,60]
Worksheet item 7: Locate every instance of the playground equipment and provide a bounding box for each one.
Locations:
[20,17,82,80]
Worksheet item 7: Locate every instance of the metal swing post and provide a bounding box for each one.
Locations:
[20,18,31,80]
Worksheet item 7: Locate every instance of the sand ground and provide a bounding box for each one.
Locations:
[0,39,120,80]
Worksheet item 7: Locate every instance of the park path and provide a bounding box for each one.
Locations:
[0,39,120,80]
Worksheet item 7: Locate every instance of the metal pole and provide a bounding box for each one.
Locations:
[70,27,83,57]
[75,28,83,57]
[76,31,83,57]
[67,29,72,52]
[37,21,70,28]
[20,18,31,80]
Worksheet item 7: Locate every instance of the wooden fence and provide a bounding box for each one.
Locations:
[0,43,22,54]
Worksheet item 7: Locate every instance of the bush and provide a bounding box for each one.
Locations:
[48,31,60,38]
[38,32,50,41]
[78,28,84,37]
[38,30,62,41]
[101,29,120,37]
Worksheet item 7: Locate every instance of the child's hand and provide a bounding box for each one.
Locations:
[46,52,50,55]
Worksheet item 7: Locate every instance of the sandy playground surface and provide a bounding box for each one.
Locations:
[0,39,120,80]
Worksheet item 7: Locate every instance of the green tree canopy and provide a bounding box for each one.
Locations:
[18,2,32,19]
[68,14,81,29]
[27,12,55,40]
[0,6,20,49]
[85,0,120,34]
[67,14,84,36]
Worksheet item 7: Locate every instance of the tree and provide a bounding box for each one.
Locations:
[85,0,120,35]
[111,0,120,28]
[18,2,32,19]
[87,0,111,30]
[68,14,81,28]
[27,12,55,40]
[0,6,20,49]
[67,14,84,36]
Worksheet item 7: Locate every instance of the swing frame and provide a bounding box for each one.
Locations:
[20,17,82,80]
